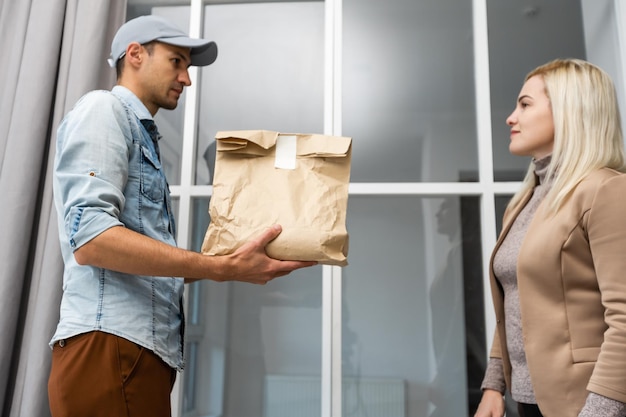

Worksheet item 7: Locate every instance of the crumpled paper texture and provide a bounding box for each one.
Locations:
[201,130,352,266]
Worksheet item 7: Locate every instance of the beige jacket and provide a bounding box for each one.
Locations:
[488,168,626,417]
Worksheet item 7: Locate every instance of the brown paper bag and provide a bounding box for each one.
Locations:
[201,130,352,266]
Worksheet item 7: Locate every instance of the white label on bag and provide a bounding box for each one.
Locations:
[275,135,297,170]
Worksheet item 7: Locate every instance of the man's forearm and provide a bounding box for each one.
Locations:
[73,225,226,280]
[73,224,316,285]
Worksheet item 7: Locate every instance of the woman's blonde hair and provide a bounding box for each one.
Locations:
[508,58,626,214]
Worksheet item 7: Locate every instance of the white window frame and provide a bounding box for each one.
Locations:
[169,0,626,416]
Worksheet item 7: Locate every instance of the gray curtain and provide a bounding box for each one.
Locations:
[0,0,126,415]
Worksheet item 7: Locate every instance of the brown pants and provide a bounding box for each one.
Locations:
[48,331,177,417]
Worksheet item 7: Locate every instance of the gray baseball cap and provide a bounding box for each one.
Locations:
[108,15,218,68]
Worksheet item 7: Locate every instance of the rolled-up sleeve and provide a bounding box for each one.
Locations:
[54,91,130,250]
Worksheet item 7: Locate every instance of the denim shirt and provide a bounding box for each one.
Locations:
[51,86,185,370]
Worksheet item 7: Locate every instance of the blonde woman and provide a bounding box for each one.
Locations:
[475,59,626,417]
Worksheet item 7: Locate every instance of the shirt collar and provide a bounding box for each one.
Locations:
[112,85,153,121]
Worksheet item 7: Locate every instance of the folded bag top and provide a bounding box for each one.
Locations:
[201,130,352,266]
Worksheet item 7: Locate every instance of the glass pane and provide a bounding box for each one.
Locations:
[494,195,512,237]
[184,197,324,417]
[183,342,198,412]
[343,196,485,417]
[487,1,587,181]
[343,0,478,182]
[197,2,325,185]
[171,197,179,221]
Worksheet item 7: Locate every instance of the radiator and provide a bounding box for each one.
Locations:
[263,375,405,417]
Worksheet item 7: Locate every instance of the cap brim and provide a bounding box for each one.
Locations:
[191,41,218,67]
[158,36,218,66]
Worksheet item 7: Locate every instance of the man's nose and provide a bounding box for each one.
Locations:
[180,70,192,86]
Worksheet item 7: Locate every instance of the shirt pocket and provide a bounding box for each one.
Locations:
[140,145,166,203]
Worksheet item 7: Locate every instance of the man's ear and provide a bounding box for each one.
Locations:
[125,42,144,68]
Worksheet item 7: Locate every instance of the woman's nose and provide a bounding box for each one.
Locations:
[506,111,516,126]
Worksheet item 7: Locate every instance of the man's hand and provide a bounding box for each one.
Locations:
[474,389,505,417]
[74,224,316,284]
[217,225,318,284]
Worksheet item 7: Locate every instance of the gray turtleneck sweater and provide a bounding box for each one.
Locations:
[480,155,626,416]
